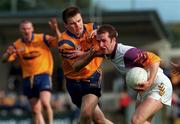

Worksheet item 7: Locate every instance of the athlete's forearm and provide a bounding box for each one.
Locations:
[55,26,61,41]
[72,49,96,72]
[147,61,160,85]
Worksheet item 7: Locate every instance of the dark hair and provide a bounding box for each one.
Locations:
[62,6,81,24]
[97,24,118,39]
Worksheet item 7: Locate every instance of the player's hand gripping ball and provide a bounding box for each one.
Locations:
[126,67,148,89]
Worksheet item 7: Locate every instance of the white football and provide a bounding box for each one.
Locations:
[126,67,148,88]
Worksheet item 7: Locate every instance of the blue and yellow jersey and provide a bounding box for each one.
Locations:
[58,23,103,80]
[7,33,57,78]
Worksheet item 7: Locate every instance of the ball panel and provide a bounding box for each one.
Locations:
[126,67,148,88]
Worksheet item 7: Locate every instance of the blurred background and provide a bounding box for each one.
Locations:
[0,0,180,124]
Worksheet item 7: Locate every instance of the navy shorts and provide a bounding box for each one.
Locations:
[66,71,101,108]
[23,73,52,99]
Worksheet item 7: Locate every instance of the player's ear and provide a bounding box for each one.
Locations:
[64,23,68,28]
[112,37,116,43]
[32,26,34,32]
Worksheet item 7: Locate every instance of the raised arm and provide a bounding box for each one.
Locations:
[49,17,62,41]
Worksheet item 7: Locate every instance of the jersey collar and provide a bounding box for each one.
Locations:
[66,26,86,39]
[21,33,34,43]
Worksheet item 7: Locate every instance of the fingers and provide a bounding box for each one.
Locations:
[62,53,78,59]
[89,30,97,38]
[87,30,97,43]
[133,81,150,92]
[133,84,145,92]
[49,17,58,30]
[49,17,57,23]
[6,45,16,55]
[59,49,79,59]
[158,83,165,96]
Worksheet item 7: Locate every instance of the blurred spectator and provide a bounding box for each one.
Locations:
[53,66,65,92]
[171,71,180,86]
[51,93,75,113]
[170,60,180,85]
[118,91,132,114]
[168,60,180,124]
[15,94,31,113]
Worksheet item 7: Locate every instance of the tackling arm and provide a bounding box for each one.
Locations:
[61,48,104,72]
[72,49,96,72]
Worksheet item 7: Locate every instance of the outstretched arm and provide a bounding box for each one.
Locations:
[72,49,97,72]
[60,48,104,72]
[1,45,16,63]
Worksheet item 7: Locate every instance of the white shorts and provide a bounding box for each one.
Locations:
[137,69,173,106]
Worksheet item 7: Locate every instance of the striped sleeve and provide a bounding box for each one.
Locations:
[124,48,160,67]
[58,40,75,53]
[142,52,161,66]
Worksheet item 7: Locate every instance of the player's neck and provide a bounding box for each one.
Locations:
[22,33,34,43]
[110,41,116,54]
[108,42,117,59]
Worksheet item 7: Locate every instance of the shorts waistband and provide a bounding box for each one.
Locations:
[24,73,49,79]
[66,71,101,83]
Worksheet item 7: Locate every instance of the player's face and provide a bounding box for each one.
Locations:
[65,13,84,37]
[96,32,116,54]
[20,22,34,42]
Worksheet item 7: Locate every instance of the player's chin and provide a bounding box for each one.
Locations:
[76,29,83,34]
[101,49,107,54]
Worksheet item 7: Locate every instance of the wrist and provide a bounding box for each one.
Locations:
[89,48,96,56]
[147,79,153,86]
